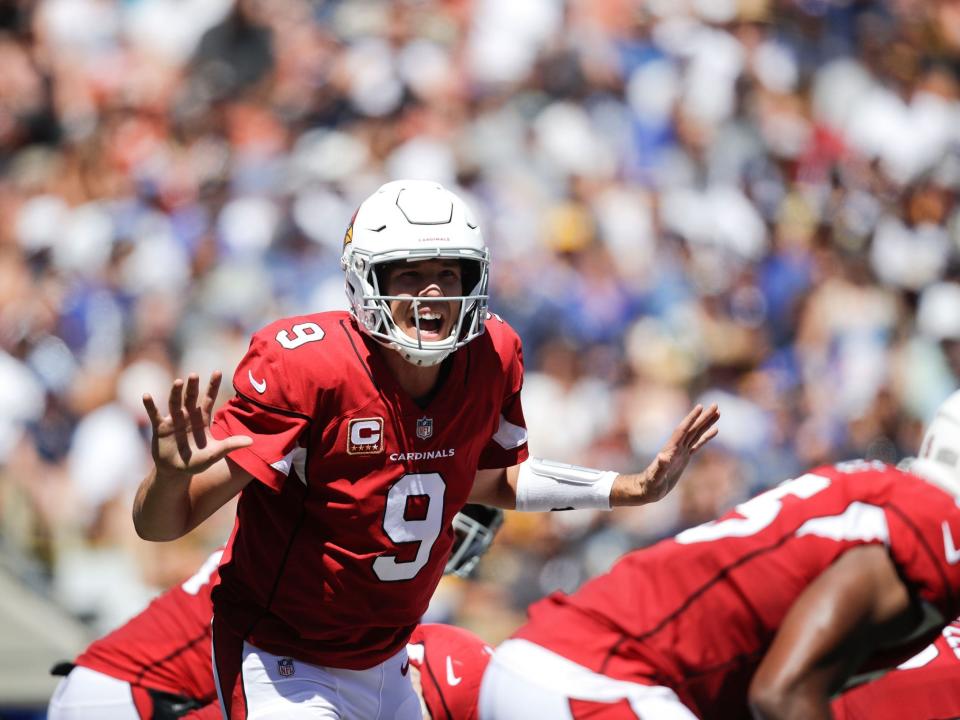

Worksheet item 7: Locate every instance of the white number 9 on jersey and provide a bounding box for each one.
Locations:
[373,473,446,582]
[276,322,325,349]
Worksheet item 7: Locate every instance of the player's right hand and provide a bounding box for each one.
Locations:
[611,403,719,507]
[143,372,252,478]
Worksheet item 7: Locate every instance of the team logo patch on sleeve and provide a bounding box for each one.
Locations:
[277,658,295,677]
[416,416,434,440]
[347,417,384,455]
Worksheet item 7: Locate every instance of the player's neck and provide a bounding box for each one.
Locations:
[378,345,444,403]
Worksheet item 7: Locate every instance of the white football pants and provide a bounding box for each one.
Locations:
[213,638,422,720]
[479,639,700,720]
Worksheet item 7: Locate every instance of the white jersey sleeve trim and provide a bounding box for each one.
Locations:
[270,455,291,475]
[492,414,527,450]
[270,446,308,485]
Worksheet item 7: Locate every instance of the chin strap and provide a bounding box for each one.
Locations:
[515,457,618,512]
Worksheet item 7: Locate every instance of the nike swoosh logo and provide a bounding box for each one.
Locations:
[400,660,409,676]
[943,521,960,565]
[446,656,462,686]
[248,370,267,394]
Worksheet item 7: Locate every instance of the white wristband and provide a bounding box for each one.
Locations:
[515,457,618,512]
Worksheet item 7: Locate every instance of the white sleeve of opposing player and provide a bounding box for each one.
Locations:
[514,457,618,512]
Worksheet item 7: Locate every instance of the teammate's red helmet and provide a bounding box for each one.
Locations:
[408,623,492,720]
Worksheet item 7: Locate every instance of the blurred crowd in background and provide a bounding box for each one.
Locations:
[1,0,960,648]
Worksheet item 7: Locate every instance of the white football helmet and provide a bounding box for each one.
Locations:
[908,389,960,497]
[341,180,490,366]
[445,504,504,578]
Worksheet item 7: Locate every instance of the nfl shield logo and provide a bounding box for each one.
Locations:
[278,658,295,677]
[416,416,434,440]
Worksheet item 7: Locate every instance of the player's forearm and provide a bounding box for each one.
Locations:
[134,458,250,541]
[749,641,846,720]
[475,458,682,512]
[469,466,518,508]
[486,461,652,510]
[132,467,196,541]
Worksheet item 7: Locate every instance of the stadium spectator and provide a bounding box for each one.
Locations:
[48,548,223,720]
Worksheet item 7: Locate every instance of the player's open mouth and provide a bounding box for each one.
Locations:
[410,309,447,340]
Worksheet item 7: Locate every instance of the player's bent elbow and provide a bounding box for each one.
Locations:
[132,516,185,543]
[748,679,793,720]
[131,471,207,542]
[131,503,190,543]
[133,526,180,543]
[748,693,783,720]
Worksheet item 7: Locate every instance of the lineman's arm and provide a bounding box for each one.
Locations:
[469,404,719,510]
[748,544,917,720]
[133,372,254,541]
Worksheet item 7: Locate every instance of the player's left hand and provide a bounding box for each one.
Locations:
[610,403,719,507]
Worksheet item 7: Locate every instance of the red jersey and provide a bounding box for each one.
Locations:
[211,311,527,669]
[514,461,960,720]
[74,549,221,701]
[832,618,960,720]
[408,623,492,720]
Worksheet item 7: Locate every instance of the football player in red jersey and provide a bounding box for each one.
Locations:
[831,617,960,720]
[478,389,960,720]
[48,506,503,719]
[47,547,224,720]
[132,180,719,717]
[408,623,494,720]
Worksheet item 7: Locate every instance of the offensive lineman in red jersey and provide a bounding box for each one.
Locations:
[131,180,719,719]
[407,623,494,720]
[50,617,489,720]
[831,618,960,720]
[479,389,960,720]
[48,547,225,720]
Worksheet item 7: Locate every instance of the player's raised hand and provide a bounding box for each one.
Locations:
[143,371,252,478]
[611,403,720,506]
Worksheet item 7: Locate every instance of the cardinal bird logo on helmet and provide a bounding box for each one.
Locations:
[343,207,359,249]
